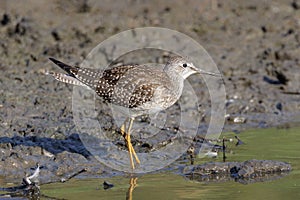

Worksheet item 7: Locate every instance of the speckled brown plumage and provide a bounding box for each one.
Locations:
[48,56,217,117]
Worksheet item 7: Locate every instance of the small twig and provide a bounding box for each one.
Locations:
[60,168,87,183]
[222,137,226,162]
[235,135,245,146]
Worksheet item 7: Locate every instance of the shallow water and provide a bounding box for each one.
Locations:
[6,127,300,199]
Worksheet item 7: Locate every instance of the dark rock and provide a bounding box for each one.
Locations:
[103,181,114,190]
[291,0,299,9]
[1,13,10,26]
[274,70,289,85]
[261,26,267,33]
[51,30,61,41]
[276,102,282,111]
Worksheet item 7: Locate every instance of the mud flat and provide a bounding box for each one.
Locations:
[0,0,299,182]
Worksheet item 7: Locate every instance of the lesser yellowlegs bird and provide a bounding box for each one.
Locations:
[48,56,219,170]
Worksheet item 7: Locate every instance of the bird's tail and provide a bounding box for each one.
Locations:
[48,57,102,89]
[49,57,79,77]
[47,58,88,87]
[45,70,87,87]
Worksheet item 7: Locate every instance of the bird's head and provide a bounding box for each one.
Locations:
[164,56,220,79]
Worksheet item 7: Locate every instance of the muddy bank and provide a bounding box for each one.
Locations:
[184,159,292,184]
[0,0,299,182]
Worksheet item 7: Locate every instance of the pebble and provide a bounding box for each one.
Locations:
[233,116,247,124]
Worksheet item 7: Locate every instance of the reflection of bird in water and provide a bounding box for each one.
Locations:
[48,56,220,170]
[127,177,138,200]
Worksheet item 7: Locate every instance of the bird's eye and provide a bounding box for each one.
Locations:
[183,63,187,68]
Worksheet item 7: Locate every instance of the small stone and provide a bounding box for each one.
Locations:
[276,102,282,111]
[233,116,246,123]
[103,181,114,190]
[1,13,10,26]
[204,151,218,158]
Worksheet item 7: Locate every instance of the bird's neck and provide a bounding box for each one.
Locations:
[164,68,184,95]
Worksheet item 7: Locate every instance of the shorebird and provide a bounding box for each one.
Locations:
[48,56,219,170]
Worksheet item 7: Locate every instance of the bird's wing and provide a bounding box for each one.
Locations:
[49,58,171,109]
[48,57,136,88]
[99,66,165,108]
[128,83,161,108]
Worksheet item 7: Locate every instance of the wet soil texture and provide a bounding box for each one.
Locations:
[0,0,299,181]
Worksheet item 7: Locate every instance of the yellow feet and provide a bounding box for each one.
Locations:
[121,118,141,170]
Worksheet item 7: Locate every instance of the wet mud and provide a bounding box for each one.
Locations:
[0,0,299,184]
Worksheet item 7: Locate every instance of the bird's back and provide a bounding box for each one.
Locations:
[48,58,181,112]
[94,65,164,109]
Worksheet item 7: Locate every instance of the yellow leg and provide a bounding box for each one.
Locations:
[127,118,140,165]
[126,129,135,170]
[120,119,134,169]
[120,118,140,170]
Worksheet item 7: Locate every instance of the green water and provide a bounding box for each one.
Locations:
[41,127,300,199]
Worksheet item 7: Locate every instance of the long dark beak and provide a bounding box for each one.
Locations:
[191,66,221,77]
[198,69,221,77]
